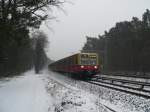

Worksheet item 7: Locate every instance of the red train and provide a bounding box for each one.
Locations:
[48,53,100,78]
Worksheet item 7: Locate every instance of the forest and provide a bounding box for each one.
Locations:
[0,0,62,77]
[82,9,150,73]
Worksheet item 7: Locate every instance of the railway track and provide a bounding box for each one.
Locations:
[102,72,150,79]
[85,75,150,99]
[104,105,116,112]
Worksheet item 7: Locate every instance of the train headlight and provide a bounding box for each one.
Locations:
[81,65,84,68]
[94,66,97,69]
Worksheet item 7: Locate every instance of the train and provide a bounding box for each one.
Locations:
[48,52,101,79]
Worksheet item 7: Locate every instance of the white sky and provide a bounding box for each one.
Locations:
[40,0,150,60]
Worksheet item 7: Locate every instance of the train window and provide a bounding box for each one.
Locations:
[80,59,97,65]
[89,55,96,58]
[81,54,88,58]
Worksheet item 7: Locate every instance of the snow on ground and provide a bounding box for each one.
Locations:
[0,69,150,112]
[43,70,112,112]
[0,70,111,112]
[46,70,150,112]
[0,70,51,112]
[77,81,150,112]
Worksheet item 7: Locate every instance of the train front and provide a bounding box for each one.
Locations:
[78,53,100,77]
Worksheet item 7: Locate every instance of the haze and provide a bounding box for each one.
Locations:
[40,0,150,60]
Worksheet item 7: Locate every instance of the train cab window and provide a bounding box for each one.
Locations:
[80,54,97,65]
[80,58,97,65]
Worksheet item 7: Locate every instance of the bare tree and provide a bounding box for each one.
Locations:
[0,0,65,28]
[32,31,48,73]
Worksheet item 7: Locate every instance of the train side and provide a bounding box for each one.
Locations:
[49,53,100,78]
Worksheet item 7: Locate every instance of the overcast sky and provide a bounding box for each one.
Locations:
[40,0,150,60]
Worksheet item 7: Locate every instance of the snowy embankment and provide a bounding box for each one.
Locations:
[44,71,112,112]
[46,71,150,112]
[0,69,150,112]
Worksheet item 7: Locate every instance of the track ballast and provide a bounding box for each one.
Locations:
[84,74,150,99]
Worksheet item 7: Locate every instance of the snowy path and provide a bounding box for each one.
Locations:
[0,70,51,112]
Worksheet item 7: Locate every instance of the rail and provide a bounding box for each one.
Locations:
[97,76,150,90]
[85,74,150,99]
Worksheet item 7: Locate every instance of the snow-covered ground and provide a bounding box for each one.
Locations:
[0,70,51,112]
[0,70,111,112]
[0,69,150,112]
[46,71,150,112]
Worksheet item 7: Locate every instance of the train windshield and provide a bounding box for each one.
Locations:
[80,59,97,65]
[80,54,97,65]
